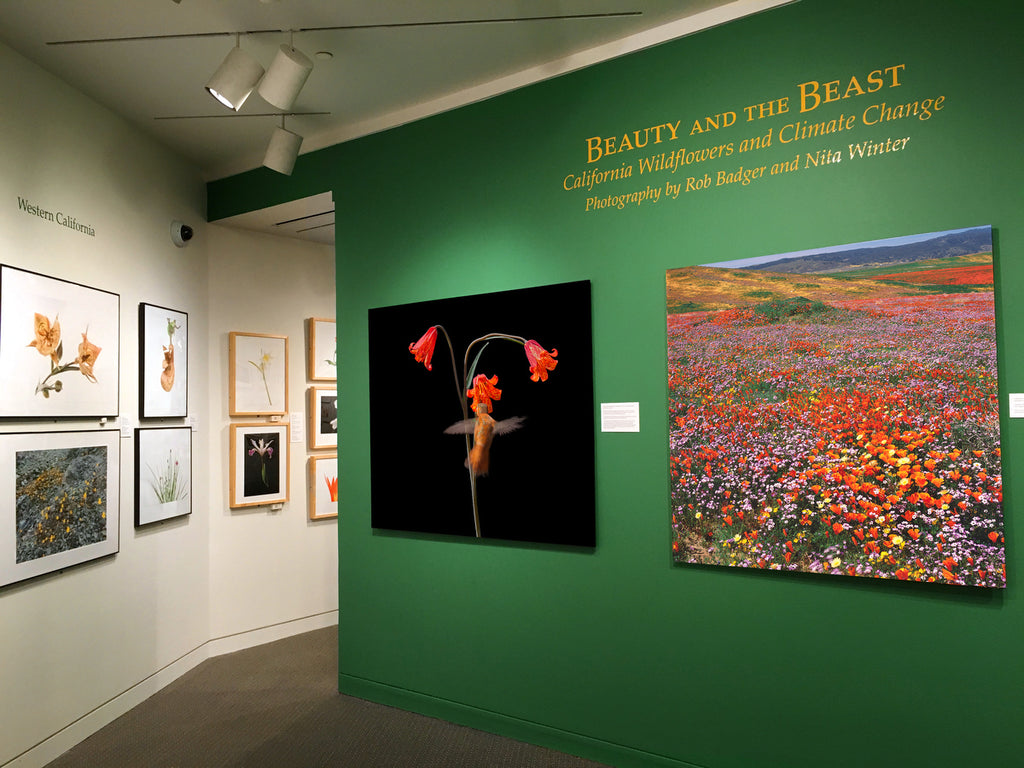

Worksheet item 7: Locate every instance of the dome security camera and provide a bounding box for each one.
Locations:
[171,220,194,248]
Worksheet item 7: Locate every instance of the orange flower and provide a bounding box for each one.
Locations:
[467,373,501,414]
[988,531,1000,543]
[895,568,909,580]
[524,339,558,382]
[28,313,61,364]
[325,475,339,502]
[409,326,438,371]
[75,332,101,382]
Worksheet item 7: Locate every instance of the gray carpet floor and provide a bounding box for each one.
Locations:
[44,625,612,768]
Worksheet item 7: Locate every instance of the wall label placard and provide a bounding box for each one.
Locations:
[16,196,96,237]
[562,62,947,212]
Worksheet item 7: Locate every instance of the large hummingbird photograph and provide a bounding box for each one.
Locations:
[368,280,595,546]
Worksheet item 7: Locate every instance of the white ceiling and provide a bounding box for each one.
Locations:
[0,0,790,243]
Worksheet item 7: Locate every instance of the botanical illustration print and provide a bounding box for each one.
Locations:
[249,348,274,406]
[28,312,101,398]
[667,226,1003,587]
[319,394,338,435]
[408,325,559,538]
[243,433,279,497]
[324,472,338,502]
[146,449,189,503]
[16,446,107,563]
[160,316,182,392]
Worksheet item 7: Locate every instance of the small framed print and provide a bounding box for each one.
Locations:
[134,427,191,526]
[1,429,120,588]
[139,303,188,418]
[308,454,338,520]
[308,318,336,381]
[309,387,338,449]
[229,332,288,417]
[0,264,119,418]
[229,422,289,508]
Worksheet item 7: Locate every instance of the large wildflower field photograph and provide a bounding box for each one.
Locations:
[667,226,1004,587]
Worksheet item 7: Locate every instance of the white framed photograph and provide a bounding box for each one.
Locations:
[0,429,120,588]
[134,427,191,526]
[139,303,188,418]
[0,265,119,417]
[229,332,288,416]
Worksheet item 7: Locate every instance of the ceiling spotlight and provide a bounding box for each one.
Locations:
[263,116,303,176]
[258,35,314,111]
[205,34,264,111]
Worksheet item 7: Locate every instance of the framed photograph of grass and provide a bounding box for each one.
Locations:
[307,318,336,381]
[667,225,1004,587]
[308,387,337,449]
[134,427,191,526]
[0,264,119,418]
[139,303,188,418]
[1,429,119,588]
[308,454,338,520]
[229,422,289,508]
[229,332,288,417]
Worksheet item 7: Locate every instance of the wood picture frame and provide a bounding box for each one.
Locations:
[134,426,192,526]
[308,454,338,520]
[307,318,336,381]
[0,264,119,418]
[229,422,290,508]
[229,332,288,416]
[1,429,120,588]
[139,303,188,418]
[308,386,338,450]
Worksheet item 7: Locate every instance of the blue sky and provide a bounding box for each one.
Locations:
[701,226,990,269]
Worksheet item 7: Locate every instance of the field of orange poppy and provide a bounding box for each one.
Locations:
[667,245,1003,587]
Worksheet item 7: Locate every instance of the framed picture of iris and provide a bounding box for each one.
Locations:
[0,264,119,418]
[139,303,188,418]
[229,422,289,508]
[229,332,288,417]
[134,427,191,526]
[0,429,119,588]
[309,454,338,520]
[667,225,1004,587]
[309,387,337,449]
[368,280,595,546]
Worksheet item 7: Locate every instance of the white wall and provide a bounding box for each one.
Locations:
[0,43,337,768]
[205,224,338,642]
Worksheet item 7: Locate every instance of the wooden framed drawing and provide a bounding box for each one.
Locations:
[134,427,191,526]
[308,454,338,520]
[307,318,336,381]
[0,264,119,418]
[308,386,338,449]
[229,332,288,416]
[1,429,119,588]
[229,422,290,508]
[139,303,188,418]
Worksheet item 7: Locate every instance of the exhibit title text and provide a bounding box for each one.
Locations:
[580,63,908,164]
[17,196,96,237]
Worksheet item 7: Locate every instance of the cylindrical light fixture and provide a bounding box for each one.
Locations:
[205,34,264,111]
[258,42,314,110]
[263,117,303,175]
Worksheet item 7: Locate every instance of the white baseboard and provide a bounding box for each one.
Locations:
[3,610,339,768]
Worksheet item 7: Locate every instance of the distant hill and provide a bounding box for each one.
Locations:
[746,227,992,274]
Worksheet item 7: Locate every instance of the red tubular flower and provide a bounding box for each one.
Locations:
[409,326,438,371]
[524,339,558,382]
[467,373,501,414]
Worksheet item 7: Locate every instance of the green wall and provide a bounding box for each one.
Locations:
[209,1,1024,765]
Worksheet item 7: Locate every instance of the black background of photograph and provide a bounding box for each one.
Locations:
[368,281,595,546]
[242,431,281,497]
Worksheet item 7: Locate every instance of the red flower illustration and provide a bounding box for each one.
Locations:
[524,339,558,382]
[467,373,501,414]
[409,326,438,371]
